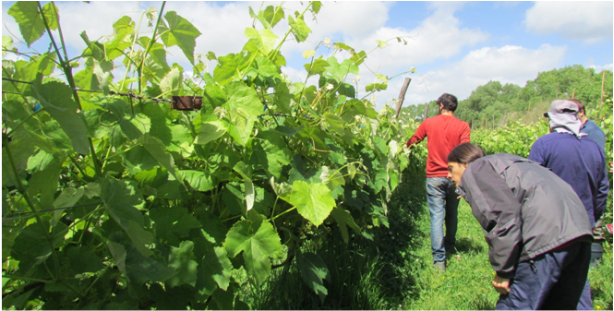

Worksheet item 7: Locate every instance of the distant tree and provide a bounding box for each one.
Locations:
[401,66,612,127]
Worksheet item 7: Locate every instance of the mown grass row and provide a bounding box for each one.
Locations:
[244,164,613,310]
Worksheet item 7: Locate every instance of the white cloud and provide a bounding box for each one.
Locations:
[316,3,490,109]
[3,1,257,65]
[54,2,143,49]
[525,2,613,43]
[397,44,567,106]
[273,1,391,58]
[588,63,614,73]
[164,1,254,60]
[303,1,391,41]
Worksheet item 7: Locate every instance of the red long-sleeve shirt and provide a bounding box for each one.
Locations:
[406,114,471,177]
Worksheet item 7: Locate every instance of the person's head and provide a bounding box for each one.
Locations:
[543,99,583,134]
[568,99,588,121]
[437,93,458,112]
[447,143,486,186]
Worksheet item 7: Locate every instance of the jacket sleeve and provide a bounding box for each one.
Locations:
[406,120,427,147]
[594,148,610,222]
[461,160,523,279]
[460,122,471,144]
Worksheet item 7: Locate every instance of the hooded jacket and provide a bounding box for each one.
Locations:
[456,153,593,278]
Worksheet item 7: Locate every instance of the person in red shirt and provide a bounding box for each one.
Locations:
[406,93,470,272]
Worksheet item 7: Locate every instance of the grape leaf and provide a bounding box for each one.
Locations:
[142,133,181,183]
[297,251,330,303]
[263,5,285,28]
[8,2,58,47]
[11,223,52,275]
[281,180,336,226]
[224,216,282,285]
[66,245,104,274]
[180,170,215,192]
[330,207,360,244]
[159,67,182,96]
[198,246,233,294]
[244,28,277,55]
[250,130,292,179]
[194,120,227,145]
[52,187,85,226]
[167,241,198,287]
[224,82,263,145]
[150,206,201,246]
[159,11,201,64]
[101,178,153,257]
[213,50,254,86]
[32,81,90,154]
[288,14,311,43]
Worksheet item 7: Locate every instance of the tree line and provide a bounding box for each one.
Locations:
[401,65,613,129]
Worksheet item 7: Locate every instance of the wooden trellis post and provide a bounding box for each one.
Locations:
[394,77,411,120]
[601,71,606,109]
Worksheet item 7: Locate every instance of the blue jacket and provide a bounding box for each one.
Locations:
[581,119,606,153]
[528,132,609,227]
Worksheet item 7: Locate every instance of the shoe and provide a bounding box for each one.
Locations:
[445,243,456,254]
[433,261,446,273]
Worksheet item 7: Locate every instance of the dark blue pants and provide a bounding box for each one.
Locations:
[495,242,591,310]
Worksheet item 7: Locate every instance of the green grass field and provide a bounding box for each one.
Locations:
[247,167,613,310]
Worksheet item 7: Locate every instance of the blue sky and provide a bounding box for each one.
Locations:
[2,1,613,108]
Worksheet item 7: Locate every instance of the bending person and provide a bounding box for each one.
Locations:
[446,143,593,310]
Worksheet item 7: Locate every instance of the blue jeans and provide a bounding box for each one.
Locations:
[426,177,459,263]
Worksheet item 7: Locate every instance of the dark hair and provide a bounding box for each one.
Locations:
[437,93,458,112]
[448,143,485,164]
[567,99,585,113]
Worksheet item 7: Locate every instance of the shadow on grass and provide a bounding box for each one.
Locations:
[454,237,485,254]
[249,157,429,309]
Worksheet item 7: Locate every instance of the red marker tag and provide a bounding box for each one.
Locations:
[606,224,613,234]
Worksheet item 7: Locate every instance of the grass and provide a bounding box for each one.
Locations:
[246,166,614,309]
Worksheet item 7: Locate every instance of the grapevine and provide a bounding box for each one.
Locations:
[2,1,414,309]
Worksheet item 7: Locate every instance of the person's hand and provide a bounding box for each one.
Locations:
[492,275,510,294]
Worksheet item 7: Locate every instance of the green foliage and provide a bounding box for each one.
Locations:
[5,1,610,310]
[2,1,413,309]
[281,180,336,227]
[7,2,58,47]
[471,120,549,157]
[158,11,202,65]
[401,66,613,130]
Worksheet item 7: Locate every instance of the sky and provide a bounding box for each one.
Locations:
[2,1,613,109]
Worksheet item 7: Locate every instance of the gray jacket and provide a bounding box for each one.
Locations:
[456,153,593,278]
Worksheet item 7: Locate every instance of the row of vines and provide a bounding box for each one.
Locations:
[2,1,422,309]
[4,1,612,310]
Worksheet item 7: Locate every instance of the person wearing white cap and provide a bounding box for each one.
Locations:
[528,99,609,310]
